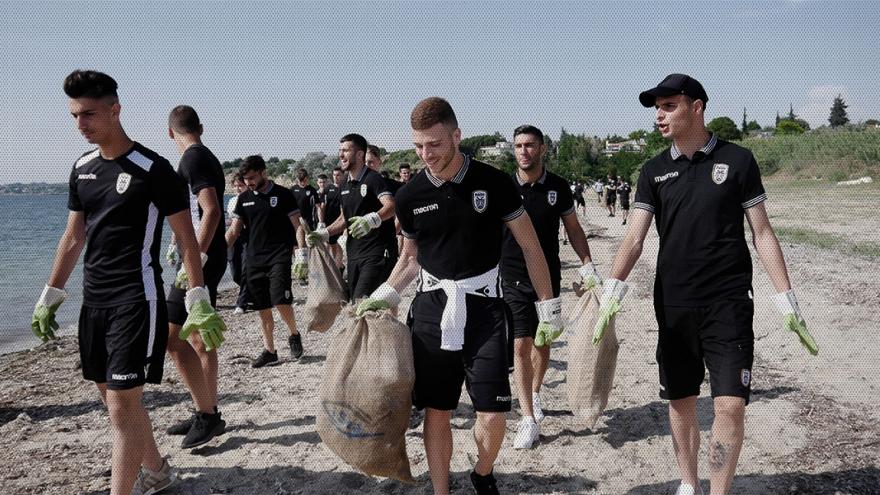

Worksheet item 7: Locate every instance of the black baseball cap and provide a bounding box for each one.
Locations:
[639,73,709,108]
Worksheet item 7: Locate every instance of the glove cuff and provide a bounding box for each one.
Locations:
[365,212,382,229]
[601,279,629,303]
[317,222,326,230]
[38,285,67,307]
[200,252,209,266]
[185,286,211,313]
[535,297,562,322]
[370,283,401,307]
[772,289,799,315]
[295,248,309,261]
[578,262,600,281]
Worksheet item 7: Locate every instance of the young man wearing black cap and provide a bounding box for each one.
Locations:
[356,98,561,495]
[225,156,305,368]
[164,105,229,448]
[593,74,818,495]
[501,125,600,450]
[307,134,397,300]
[32,70,225,495]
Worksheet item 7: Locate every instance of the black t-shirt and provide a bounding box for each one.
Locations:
[177,144,226,262]
[618,183,632,203]
[291,183,318,229]
[233,182,299,267]
[633,135,767,306]
[574,183,585,196]
[385,176,403,196]
[397,155,525,280]
[500,169,574,296]
[318,184,342,224]
[604,182,617,199]
[340,166,395,260]
[68,143,189,307]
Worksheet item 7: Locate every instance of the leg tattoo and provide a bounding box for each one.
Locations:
[708,440,731,472]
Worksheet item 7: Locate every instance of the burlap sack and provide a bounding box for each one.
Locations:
[302,220,348,333]
[566,283,620,429]
[316,311,415,483]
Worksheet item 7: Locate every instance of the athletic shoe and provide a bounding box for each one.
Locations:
[675,482,704,495]
[289,333,304,360]
[232,307,245,315]
[131,456,176,495]
[622,219,627,225]
[532,393,545,423]
[165,413,195,436]
[252,350,279,368]
[181,411,226,449]
[470,470,500,495]
[512,417,540,449]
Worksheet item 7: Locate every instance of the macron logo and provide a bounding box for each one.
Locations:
[413,203,439,216]
[78,173,97,180]
[111,373,138,381]
[654,171,679,183]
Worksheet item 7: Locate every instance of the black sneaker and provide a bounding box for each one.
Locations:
[622,219,627,225]
[252,350,279,368]
[470,470,500,495]
[166,413,195,435]
[181,411,226,449]
[289,333,304,360]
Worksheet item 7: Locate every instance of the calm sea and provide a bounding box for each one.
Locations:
[0,194,235,354]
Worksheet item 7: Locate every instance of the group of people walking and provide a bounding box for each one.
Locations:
[30,70,817,495]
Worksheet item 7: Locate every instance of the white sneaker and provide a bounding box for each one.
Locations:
[131,457,176,495]
[675,483,704,495]
[532,393,544,423]
[512,417,540,449]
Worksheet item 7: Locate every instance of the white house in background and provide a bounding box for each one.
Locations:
[603,138,646,155]
[479,141,513,157]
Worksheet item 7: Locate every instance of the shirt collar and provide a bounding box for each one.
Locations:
[515,168,547,186]
[349,165,369,183]
[257,180,274,195]
[670,133,717,161]
[425,153,470,187]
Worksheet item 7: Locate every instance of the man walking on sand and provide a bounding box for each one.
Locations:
[32,70,225,495]
[356,98,561,494]
[593,74,818,495]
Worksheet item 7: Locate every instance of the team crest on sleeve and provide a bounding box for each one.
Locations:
[712,163,729,185]
[115,173,131,194]
[472,190,488,213]
[360,184,368,197]
[547,190,557,206]
[270,196,278,207]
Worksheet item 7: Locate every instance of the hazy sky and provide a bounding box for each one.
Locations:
[2,0,878,183]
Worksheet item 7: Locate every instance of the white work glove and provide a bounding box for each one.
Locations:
[772,290,818,355]
[306,227,330,247]
[317,222,326,230]
[174,252,209,290]
[593,279,628,345]
[348,212,382,239]
[578,261,603,291]
[165,242,178,267]
[292,248,309,281]
[534,297,564,347]
[355,283,401,316]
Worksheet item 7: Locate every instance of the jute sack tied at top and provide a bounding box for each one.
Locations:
[566,283,620,429]
[302,219,348,333]
[316,310,415,483]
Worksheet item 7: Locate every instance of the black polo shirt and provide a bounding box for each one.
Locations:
[618,182,632,203]
[177,144,226,262]
[318,184,342,224]
[340,166,395,261]
[633,134,767,306]
[291,183,318,229]
[233,182,299,267]
[396,155,525,280]
[500,169,574,295]
[68,143,189,307]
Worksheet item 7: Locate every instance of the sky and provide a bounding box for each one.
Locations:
[1,0,878,184]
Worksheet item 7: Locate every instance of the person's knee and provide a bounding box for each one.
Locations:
[513,338,533,360]
[714,396,746,422]
[106,389,144,424]
[476,411,506,426]
[669,396,698,414]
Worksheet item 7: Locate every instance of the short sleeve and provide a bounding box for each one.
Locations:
[67,166,83,211]
[495,172,525,222]
[178,148,214,195]
[557,179,575,216]
[395,194,416,238]
[232,192,246,220]
[149,159,189,216]
[741,155,767,209]
[284,189,299,217]
[634,164,658,213]
[369,173,392,199]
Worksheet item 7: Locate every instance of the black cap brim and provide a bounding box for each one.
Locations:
[639,87,679,107]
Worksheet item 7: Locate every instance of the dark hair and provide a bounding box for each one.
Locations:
[296,168,308,180]
[411,97,457,130]
[340,133,368,153]
[332,166,343,173]
[63,70,118,99]
[168,105,202,135]
[513,125,544,141]
[232,172,246,184]
[398,163,411,171]
[366,144,381,157]
[239,155,266,174]
[317,173,328,180]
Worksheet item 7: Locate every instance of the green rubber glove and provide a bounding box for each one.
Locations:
[535,322,564,347]
[773,290,818,356]
[593,279,628,345]
[292,248,309,281]
[347,212,382,239]
[355,283,401,317]
[578,262,603,292]
[181,287,227,352]
[306,227,329,247]
[32,286,67,342]
[534,298,564,347]
[355,298,391,317]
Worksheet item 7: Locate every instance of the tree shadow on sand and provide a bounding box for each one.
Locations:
[626,467,880,495]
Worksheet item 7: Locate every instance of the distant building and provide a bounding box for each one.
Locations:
[478,141,513,157]
[603,138,646,155]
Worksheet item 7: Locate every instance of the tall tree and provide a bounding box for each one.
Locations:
[742,107,748,135]
[788,104,796,121]
[775,112,780,126]
[707,116,742,141]
[828,94,850,127]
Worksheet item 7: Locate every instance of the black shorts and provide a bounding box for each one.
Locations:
[620,200,630,210]
[502,280,539,340]
[348,253,396,300]
[166,253,227,325]
[606,195,617,206]
[655,298,755,404]
[247,262,293,310]
[409,294,511,413]
[575,196,585,206]
[78,300,168,390]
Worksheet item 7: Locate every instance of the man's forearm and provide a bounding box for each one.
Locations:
[563,215,592,263]
[377,199,396,222]
[754,230,791,292]
[523,246,553,300]
[609,235,644,281]
[197,208,221,254]
[326,215,347,236]
[47,236,83,290]
[387,252,420,293]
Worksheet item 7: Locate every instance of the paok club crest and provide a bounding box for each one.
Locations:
[116,173,131,194]
[712,163,729,185]
[472,190,488,213]
[547,190,557,206]
[270,196,278,207]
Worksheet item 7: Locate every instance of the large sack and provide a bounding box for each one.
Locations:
[302,219,348,333]
[566,283,620,429]
[316,311,415,482]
